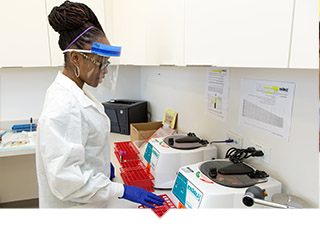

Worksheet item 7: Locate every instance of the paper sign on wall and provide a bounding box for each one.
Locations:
[239,79,295,141]
[206,67,230,121]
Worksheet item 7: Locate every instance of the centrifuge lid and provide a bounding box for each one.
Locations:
[199,160,268,188]
[163,134,206,150]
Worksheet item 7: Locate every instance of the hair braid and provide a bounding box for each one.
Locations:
[48,1,105,67]
[48,1,105,50]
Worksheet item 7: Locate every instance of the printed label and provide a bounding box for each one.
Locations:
[144,143,153,164]
[150,147,160,169]
[143,142,160,170]
[172,172,203,209]
[185,183,202,208]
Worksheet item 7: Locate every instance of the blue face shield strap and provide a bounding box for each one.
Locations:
[62,42,122,57]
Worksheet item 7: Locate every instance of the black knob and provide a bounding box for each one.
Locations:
[208,168,217,178]
[242,196,254,207]
[168,138,174,146]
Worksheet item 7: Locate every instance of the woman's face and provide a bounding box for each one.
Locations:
[79,36,111,88]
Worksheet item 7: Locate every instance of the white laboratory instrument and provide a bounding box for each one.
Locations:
[170,159,282,208]
[143,134,217,189]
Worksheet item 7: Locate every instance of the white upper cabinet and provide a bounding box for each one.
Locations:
[46,0,107,67]
[0,0,51,67]
[184,0,219,66]
[112,0,147,65]
[217,0,295,68]
[104,0,114,44]
[144,0,185,66]
[289,0,318,69]
[0,0,314,69]
[112,0,184,66]
[185,0,295,68]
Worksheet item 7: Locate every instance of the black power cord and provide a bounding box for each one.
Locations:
[225,147,264,164]
[225,147,269,179]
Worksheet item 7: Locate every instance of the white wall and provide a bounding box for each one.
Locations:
[141,66,319,207]
[0,66,141,128]
[0,67,58,123]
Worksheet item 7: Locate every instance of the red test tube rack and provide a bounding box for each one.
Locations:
[114,141,155,192]
[114,141,140,163]
[138,194,177,218]
[120,164,155,192]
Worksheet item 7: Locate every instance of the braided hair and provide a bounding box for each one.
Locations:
[48,1,105,66]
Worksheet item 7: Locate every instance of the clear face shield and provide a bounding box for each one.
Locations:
[63,42,121,93]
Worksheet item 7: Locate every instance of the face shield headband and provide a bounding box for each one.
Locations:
[62,25,121,58]
[62,42,122,57]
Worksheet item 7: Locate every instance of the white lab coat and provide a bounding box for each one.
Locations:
[36,71,124,208]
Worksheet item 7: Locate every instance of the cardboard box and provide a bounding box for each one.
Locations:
[130,121,163,142]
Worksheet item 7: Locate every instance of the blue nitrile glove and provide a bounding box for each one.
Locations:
[110,162,115,180]
[119,185,165,209]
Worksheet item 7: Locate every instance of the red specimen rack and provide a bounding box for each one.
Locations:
[120,164,154,192]
[114,141,155,192]
[138,194,177,218]
[114,141,140,163]
[120,159,144,169]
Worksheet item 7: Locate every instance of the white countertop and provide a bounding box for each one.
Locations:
[0,132,130,157]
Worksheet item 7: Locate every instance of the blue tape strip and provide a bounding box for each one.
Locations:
[91,42,121,57]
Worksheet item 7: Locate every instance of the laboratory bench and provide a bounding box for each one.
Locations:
[0,132,170,208]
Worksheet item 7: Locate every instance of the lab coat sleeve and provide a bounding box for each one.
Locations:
[38,99,124,204]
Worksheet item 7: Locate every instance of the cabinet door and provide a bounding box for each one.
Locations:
[185,0,295,68]
[112,0,148,65]
[185,0,219,66]
[0,0,50,67]
[289,0,318,69]
[145,0,185,66]
[113,0,184,66]
[104,0,114,43]
[46,0,107,67]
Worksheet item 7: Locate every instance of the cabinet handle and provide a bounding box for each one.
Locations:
[159,64,175,66]
[186,64,212,67]
[1,66,23,68]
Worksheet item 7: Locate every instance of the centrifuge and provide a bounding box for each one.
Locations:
[143,134,218,189]
[170,159,282,208]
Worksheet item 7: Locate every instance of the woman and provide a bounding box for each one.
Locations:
[36,1,164,208]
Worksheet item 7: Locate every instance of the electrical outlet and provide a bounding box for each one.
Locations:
[226,132,243,148]
[249,141,271,164]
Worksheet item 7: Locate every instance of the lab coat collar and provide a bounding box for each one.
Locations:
[83,87,106,116]
[55,71,96,109]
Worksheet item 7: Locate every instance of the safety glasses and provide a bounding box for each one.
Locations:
[78,52,110,70]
